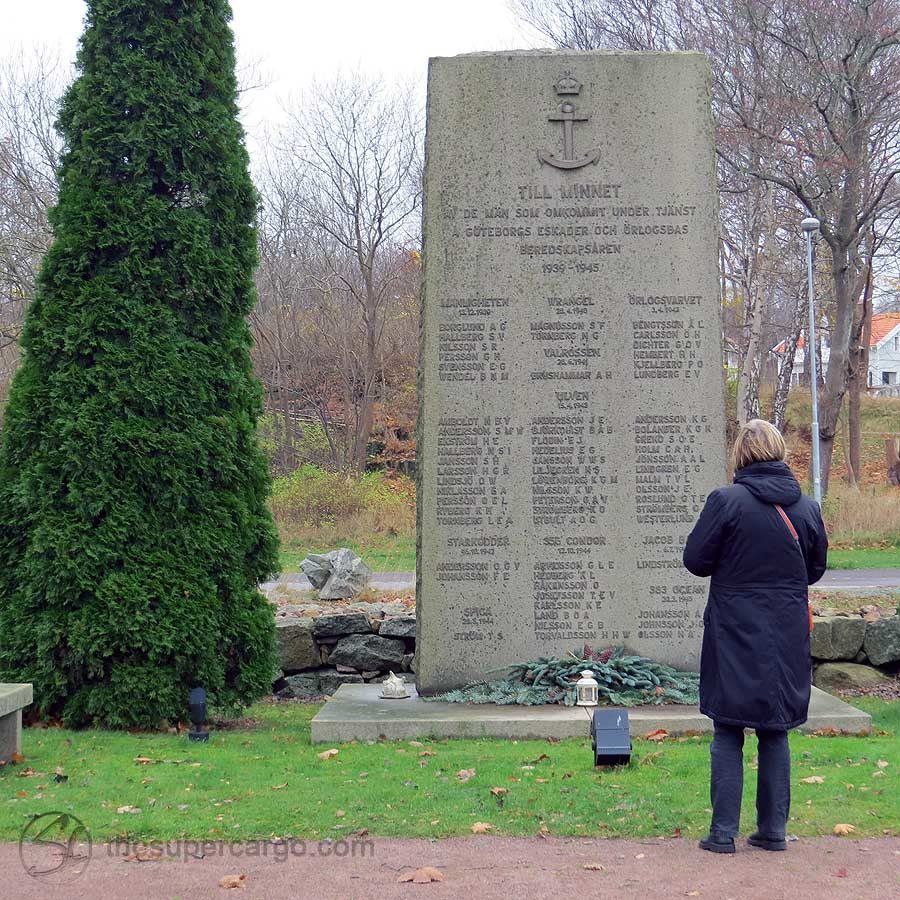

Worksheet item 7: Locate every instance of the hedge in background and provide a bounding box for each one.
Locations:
[0,0,279,727]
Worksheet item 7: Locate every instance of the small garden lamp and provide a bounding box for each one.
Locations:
[188,686,209,742]
[575,670,599,707]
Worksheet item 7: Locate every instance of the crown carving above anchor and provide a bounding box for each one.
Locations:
[554,73,582,95]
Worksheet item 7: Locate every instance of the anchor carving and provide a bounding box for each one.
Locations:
[538,73,601,171]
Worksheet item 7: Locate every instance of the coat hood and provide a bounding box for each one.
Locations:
[733,460,802,506]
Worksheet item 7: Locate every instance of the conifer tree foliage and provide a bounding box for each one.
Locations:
[0,0,279,727]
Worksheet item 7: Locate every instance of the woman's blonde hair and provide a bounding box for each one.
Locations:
[731,418,786,472]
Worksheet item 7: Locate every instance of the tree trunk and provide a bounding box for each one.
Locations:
[817,248,855,494]
[772,289,807,432]
[847,241,874,487]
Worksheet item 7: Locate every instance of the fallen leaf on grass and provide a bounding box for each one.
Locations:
[398,866,444,883]
[643,729,668,742]
[116,805,141,815]
[800,776,825,784]
[419,750,437,758]
[457,768,476,782]
[11,752,25,764]
[529,753,550,764]
[335,809,346,818]
[17,768,38,778]
[219,874,246,889]
[271,783,288,790]
[812,727,842,737]
[133,756,155,765]
[833,824,856,836]
[15,790,27,799]
[317,749,339,761]
[876,760,888,768]
[583,863,606,871]
[471,822,493,834]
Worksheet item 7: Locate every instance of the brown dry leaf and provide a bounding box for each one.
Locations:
[490,787,508,797]
[800,776,825,784]
[833,823,856,836]
[470,822,493,834]
[419,750,437,758]
[317,748,339,761]
[644,729,669,742]
[219,874,246,889]
[271,782,288,790]
[876,760,888,768]
[457,768,476,782]
[813,727,841,737]
[15,790,27,799]
[133,756,155,765]
[11,751,25,764]
[583,863,606,872]
[335,809,346,818]
[17,768,38,777]
[116,805,141,815]
[398,866,444,883]
[123,847,163,862]
[530,753,550,764]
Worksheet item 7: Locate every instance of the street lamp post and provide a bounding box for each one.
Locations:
[801,216,822,506]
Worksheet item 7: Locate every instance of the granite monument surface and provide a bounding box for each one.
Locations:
[417,51,726,693]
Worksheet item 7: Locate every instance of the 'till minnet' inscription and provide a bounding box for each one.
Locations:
[417,52,726,693]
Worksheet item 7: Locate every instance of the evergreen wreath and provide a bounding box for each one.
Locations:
[429,645,700,707]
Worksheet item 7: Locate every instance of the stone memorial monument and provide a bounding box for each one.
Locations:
[416,51,727,694]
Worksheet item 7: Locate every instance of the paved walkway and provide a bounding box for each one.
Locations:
[265,568,900,593]
[4,836,898,899]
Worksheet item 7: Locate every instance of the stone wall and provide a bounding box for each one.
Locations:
[811,613,900,692]
[272,602,416,699]
[269,605,899,699]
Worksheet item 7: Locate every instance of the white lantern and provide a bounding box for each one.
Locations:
[575,670,599,706]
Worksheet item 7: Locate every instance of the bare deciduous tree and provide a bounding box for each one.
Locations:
[253,75,422,472]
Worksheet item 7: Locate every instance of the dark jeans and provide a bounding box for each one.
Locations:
[708,722,791,841]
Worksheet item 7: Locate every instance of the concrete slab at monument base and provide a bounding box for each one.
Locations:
[310,685,870,744]
[0,683,33,763]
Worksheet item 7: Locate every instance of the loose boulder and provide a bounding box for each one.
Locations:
[328,634,406,671]
[813,662,890,693]
[275,619,319,672]
[300,548,372,599]
[863,617,900,667]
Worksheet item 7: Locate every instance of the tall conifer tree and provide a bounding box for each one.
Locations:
[0,0,279,726]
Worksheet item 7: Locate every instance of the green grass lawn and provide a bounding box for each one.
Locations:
[278,535,415,574]
[827,547,900,570]
[2,698,896,843]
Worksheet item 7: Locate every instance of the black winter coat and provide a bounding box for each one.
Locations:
[683,461,828,730]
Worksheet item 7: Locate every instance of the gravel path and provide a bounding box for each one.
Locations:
[264,568,900,594]
[4,836,898,899]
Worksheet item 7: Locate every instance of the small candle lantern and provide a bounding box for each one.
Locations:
[575,670,599,707]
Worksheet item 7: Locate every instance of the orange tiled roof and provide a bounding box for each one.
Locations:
[773,312,900,353]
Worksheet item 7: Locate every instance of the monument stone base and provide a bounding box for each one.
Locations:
[310,685,871,744]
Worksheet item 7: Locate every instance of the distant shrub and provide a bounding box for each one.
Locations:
[270,465,414,535]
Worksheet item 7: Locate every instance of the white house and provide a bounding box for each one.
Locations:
[773,312,900,391]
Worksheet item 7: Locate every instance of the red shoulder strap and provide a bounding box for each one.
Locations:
[773,504,799,541]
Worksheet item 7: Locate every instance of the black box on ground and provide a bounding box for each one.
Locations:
[590,708,631,766]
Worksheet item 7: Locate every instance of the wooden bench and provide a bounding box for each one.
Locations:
[0,683,33,763]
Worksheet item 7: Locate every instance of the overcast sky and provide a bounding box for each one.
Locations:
[2,1,534,152]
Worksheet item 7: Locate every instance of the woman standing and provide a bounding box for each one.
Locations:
[683,419,828,854]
